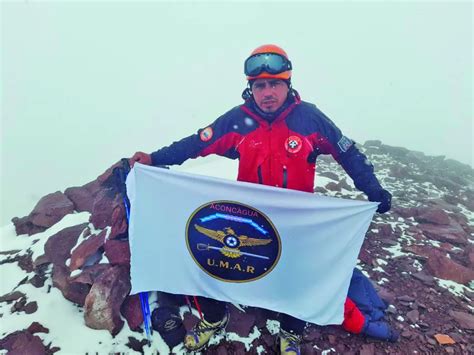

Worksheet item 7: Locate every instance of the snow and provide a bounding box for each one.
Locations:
[0,211,273,354]
[436,278,472,298]
[0,262,27,296]
[266,319,280,335]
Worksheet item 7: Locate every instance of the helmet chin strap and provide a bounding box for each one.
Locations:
[241,82,253,101]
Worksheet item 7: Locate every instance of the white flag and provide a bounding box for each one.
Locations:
[126,163,377,325]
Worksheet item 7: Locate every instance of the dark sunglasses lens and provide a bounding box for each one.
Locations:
[245,54,288,76]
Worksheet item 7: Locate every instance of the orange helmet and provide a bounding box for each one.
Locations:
[245,44,292,81]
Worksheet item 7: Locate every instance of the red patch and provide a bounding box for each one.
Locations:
[200,127,213,142]
[285,136,302,153]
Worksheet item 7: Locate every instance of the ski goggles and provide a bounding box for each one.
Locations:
[244,53,292,77]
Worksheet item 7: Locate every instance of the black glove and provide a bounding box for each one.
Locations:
[368,189,392,213]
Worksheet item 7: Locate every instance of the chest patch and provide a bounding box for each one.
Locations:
[200,127,214,142]
[285,136,303,154]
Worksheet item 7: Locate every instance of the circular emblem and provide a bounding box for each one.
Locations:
[200,127,213,142]
[186,201,281,283]
[285,135,302,153]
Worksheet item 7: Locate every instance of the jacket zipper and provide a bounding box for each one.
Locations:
[282,166,288,188]
[257,165,263,184]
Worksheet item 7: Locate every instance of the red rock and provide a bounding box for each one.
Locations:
[121,294,143,331]
[425,249,474,285]
[35,223,89,267]
[406,309,419,323]
[415,208,451,225]
[377,224,393,238]
[411,271,434,285]
[84,265,131,335]
[11,215,47,236]
[417,222,467,245]
[69,230,107,271]
[449,311,474,330]
[182,312,199,331]
[27,322,49,334]
[0,291,26,303]
[23,302,38,314]
[69,264,111,285]
[226,305,256,337]
[64,180,102,213]
[358,248,373,265]
[104,239,130,266]
[0,330,46,354]
[53,265,91,306]
[393,207,419,219]
[29,191,75,228]
[359,343,375,355]
[109,204,128,240]
[97,160,122,184]
[90,190,120,229]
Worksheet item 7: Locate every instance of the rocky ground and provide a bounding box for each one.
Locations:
[0,140,473,354]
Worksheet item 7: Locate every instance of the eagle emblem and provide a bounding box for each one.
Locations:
[194,224,271,259]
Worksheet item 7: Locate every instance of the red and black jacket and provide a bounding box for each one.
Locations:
[150,93,383,197]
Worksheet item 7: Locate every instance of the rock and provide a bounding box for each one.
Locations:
[364,140,382,147]
[406,309,419,323]
[0,330,46,354]
[325,181,341,192]
[69,230,107,271]
[359,343,375,355]
[29,191,75,228]
[104,239,130,266]
[121,295,143,331]
[90,189,119,229]
[11,215,47,236]
[397,295,415,302]
[69,264,111,285]
[417,222,467,245]
[23,302,38,314]
[53,265,91,306]
[425,250,474,285]
[35,223,89,267]
[0,291,26,303]
[411,271,434,285]
[84,265,131,335]
[109,203,128,240]
[434,333,455,345]
[449,311,474,330]
[415,208,451,225]
[27,322,49,334]
[182,312,199,331]
[318,171,339,181]
[125,337,148,353]
[64,180,101,213]
[226,306,256,337]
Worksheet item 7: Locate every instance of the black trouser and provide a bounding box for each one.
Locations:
[157,292,306,334]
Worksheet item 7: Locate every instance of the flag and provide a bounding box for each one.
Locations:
[126,163,377,325]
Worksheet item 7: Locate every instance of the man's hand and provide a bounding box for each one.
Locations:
[368,189,392,213]
[130,151,152,167]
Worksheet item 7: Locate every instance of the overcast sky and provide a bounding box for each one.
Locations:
[1,1,472,225]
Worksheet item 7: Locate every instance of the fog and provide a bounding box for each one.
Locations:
[1,1,472,225]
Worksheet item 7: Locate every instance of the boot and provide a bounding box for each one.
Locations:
[279,328,301,355]
[184,311,229,351]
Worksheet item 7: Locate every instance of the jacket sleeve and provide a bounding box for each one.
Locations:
[311,106,383,196]
[150,108,240,166]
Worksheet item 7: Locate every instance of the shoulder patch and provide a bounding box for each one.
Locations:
[337,136,353,152]
[200,127,213,142]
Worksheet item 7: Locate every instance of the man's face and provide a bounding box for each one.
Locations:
[251,79,289,113]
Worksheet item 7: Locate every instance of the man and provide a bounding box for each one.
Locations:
[131,44,393,354]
